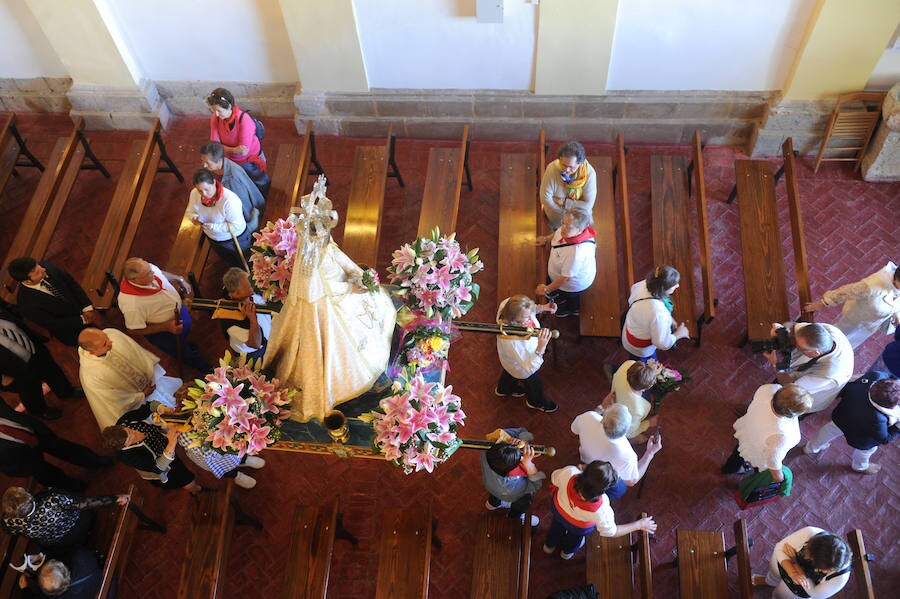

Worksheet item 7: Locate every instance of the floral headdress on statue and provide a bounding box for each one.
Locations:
[290,175,338,268]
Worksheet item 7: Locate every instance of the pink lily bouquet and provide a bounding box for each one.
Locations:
[649,365,691,409]
[387,227,483,320]
[360,369,465,474]
[249,218,299,307]
[181,352,294,457]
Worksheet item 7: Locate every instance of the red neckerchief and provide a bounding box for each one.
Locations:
[559,226,596,245]
[200,180,224,207]
[222,104,241,132]
[508,465,528,477]
[120,275,164,296]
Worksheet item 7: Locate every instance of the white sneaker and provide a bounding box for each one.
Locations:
[519,514,540,527]
[561,538,585,560]
[243,455,266,469]
[234,472,257,489]
[485,499,511,510]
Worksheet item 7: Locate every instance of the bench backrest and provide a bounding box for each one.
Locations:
[91,483,142,599]
[84,120,165,308]
[733,518,753,599]
[342,128,392,266]
[375,505,433,599]
[782,137,813,322]
[416,126,468,237]
[693,131,715,321]
[734,158,790,340]
[282,499,339,599]
[266,126,313,223]
[616,133,635,288]
[835,529,875,599]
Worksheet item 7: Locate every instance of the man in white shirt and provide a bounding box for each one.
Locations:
[570,404,662,498]
[765,322,854,413]
[117,257,210,373]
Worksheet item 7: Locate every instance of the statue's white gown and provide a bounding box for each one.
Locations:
[264,241,396,422]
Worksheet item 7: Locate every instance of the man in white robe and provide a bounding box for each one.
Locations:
[77,327,181,429]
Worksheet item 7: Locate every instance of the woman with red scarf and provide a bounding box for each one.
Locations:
[542,461,656,560]
[186,168,250,267]
[536,208,596,317]
[207,87,269,192]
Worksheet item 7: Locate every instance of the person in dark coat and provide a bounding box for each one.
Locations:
[0,403,111,491]
[8,258,101,347]
[805,372,899,474]
[17,546,110,599]
[0,301,81,420]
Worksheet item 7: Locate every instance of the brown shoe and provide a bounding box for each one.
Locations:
[751,574,769,587]
[853,463,881,475]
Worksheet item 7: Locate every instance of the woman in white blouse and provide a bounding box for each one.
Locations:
[186,168,250,267]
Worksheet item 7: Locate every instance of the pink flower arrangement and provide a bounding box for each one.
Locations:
[249,218,299,306]
[649,365,691,409]
[181,351,294,457]
[387,228,483,320]
[360,369,465,474]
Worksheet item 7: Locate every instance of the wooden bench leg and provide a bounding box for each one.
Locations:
[75,129,110,178]
[387,134,404,188]
[335,512,359,547]
[463,139,473,192]
[154,129,185,183]
[10,124,44,171]
[308,133,326,179]
[232,497,263,530]
[431,517,442,549]
[127,503,167,533]
[727,184,738,204]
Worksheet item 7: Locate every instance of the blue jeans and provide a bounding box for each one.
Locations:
[545,503,595,554]
[604,478,628,500]
[239,149,270,191]
[627,350,657,363]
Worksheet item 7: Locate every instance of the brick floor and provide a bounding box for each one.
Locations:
[0,112,897,598]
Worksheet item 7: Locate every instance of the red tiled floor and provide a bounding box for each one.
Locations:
[0,112,897,598]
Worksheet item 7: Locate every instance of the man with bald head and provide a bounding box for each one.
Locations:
[117,257,209,372]
[77,327,180,429]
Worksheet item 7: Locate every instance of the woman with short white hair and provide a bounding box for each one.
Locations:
[535,208,597,317]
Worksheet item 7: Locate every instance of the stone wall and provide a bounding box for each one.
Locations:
[0,77,71,113]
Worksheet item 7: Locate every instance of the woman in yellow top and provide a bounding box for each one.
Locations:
[539,141,597,230]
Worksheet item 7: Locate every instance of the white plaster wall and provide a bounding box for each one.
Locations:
[866,49,900,91]
[607,0,817,91]
[101,0,297,82]
[0,0,67,78]
[354,0,537,90]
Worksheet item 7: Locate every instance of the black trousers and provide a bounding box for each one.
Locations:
[7,344,74,414]
[488,492,534,519]
[546,287,583,315]
[497,370,550,409]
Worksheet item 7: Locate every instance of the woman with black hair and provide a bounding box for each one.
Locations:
[186,168,252,267]
[759,527,851,598]
[206,87,269,192]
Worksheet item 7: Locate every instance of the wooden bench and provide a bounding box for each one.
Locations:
[282,498,358,599]
[734,137,811,343]
[675,518,752,599]
[0,113,44,197]
[341,126,403,266]
[649,130,715,345]
[585,511,652,599]
[833,529,875,599]
[0,117,108,300]
[470,511,531,599]
[375,505,434,599]
[82,118,183,308]
[416,126,471,237]
[177,481,262,599]
[497,149,539,302]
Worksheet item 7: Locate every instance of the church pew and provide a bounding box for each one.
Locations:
[341,126,403,266]
[281,497,358,599]
[674,518,753,599]
[650,131,714,345]
[497,151,539,302]
[416,126,470,237]
[579,153,622,337]
[177,480,262,599]
[470,511,532,599]
[375,505,433,599]
[585,512,653,599]
[82,118,183,308]
[0,113,44,198]
[734,140,807,343]
[782,138,813,323]
[832,529,875,599]
[0,117,108,300]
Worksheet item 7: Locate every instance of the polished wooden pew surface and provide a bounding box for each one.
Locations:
[498,153,539,302]
[581,155,622,337]
[375,506,432,599]
[676,528,728,599]
[342,144,388,266]
[282,500,339,599]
